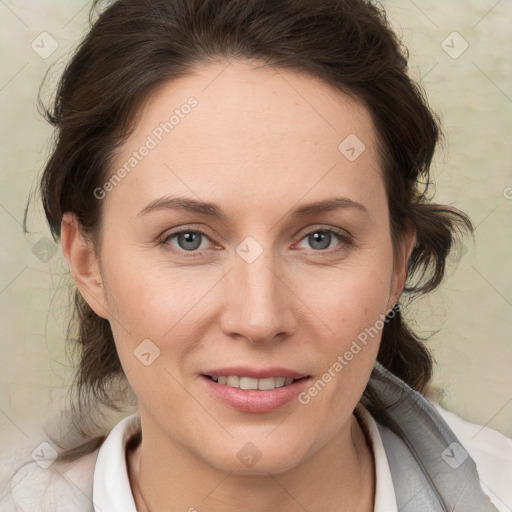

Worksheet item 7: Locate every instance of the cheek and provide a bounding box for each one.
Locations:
[317,277,388,378]
[298,244,394,389]
[303,250,394,337]
[102,247,195,329]
[101,253,218,382]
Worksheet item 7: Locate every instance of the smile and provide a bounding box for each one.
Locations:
[201,370,311,413]
[206,375,301,390]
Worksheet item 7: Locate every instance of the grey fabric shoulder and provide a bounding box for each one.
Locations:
[364,362,500,512]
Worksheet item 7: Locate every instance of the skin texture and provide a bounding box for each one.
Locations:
[61,59,415,512]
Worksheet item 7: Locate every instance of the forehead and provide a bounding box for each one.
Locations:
[105,59,385,218]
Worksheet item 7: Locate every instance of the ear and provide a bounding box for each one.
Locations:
[60,212,109,320]
[388,225,416,309]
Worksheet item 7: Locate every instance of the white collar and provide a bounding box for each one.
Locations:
[93,413,140,511]
[92,405,397,511]
[354,404,398,512]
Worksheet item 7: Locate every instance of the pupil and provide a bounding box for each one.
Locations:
[310,231,330,250]
[180,232,201,250]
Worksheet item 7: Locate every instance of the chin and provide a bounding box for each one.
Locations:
[200,438,310,476]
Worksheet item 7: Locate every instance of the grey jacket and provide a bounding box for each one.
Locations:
[364,362,500,511]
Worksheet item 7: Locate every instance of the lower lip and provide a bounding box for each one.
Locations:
[200,375,310,413]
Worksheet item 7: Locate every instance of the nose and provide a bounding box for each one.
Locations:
[220,243,296,345]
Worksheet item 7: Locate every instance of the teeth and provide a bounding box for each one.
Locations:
[227,376,239,387]
[258,377,278,390]
[239,377,259,390]
[274,377,286,388]
[211,375,299,390]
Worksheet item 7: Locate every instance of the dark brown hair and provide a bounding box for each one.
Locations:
[25,0,472,463]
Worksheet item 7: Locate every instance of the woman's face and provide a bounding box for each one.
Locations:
[67,59,412,474]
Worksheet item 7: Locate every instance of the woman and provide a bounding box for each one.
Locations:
[5,0,511,510]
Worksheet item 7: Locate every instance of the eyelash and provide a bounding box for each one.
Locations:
[159,226,353,259]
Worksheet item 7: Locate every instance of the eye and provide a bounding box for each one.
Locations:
[162,229,213,255]
[295,228,352,252]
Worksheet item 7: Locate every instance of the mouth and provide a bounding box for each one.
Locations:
[203,375,309,390]
[200,368,311,413]
[200,369,311,413]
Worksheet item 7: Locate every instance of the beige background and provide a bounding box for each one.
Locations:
[0,0,511,472]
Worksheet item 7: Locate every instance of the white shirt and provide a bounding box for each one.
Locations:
[7,404,512,511]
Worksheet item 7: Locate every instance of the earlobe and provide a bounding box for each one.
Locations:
[60,212,109,320]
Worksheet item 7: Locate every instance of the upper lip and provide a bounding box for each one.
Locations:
[202,367,309,380]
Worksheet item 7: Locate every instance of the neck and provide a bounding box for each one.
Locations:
[127,410,375,512]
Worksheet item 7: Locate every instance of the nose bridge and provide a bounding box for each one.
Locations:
[224,237,291,343]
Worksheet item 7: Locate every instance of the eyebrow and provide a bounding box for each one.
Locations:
[136,195,368,221]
